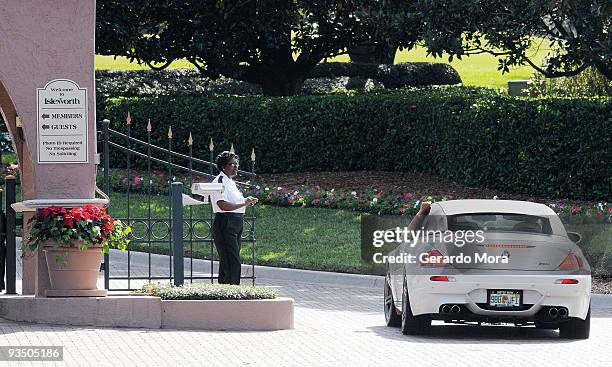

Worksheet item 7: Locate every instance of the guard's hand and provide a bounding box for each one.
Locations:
[245,197,258,207]
[418,202,432,215]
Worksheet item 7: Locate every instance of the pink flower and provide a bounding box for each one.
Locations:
[403,192,413,199]
[134,176,143,185]
[596,211,604,217]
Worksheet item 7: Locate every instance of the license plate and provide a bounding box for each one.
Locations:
[488,290,522,308]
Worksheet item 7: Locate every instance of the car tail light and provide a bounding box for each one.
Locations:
[430,275,456,282]
[420,249,451,267]
[558,253,584,270]
[555,279,579,284]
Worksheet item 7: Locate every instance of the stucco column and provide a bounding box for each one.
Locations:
[0,1,98,296]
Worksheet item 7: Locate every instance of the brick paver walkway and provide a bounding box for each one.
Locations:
[2,247,612,366]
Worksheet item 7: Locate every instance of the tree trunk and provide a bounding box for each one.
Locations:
[349,41,397,64]
[260,76,305,96]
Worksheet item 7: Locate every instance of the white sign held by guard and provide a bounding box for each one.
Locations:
[37,79,88,164]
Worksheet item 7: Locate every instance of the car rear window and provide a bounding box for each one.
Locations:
[447,213,552,234]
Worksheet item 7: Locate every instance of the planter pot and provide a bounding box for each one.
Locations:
[43,244,107,297]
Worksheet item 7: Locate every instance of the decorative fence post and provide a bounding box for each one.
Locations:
[103,119,110,290]
[171,182,184,286]
[4,174,16,294]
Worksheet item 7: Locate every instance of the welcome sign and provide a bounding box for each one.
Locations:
[36,79,88,163]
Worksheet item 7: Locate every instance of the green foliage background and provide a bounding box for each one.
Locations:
[100,87,611,201]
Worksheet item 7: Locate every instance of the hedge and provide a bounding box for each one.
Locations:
[100,87,611,201]
[138,282,278,300]
[308,62,462,88]
[95,62,460,98]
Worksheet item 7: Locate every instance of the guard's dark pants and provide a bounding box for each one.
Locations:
[212,213,244,285]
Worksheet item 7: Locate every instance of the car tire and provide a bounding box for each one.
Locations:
[384,273,401,327]
[559,305,590,339]
[401,277,431,335]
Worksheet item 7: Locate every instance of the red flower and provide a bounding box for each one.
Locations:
[70,207,85,222]
[63,213,75,228]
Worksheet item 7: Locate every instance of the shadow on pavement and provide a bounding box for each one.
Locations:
[367,323,576,344]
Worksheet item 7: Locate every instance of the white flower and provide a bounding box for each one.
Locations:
[277,187,282,191]
[549,203,556,208]
[294,191,299,196]
[598,203,604,211]
[256,185,261,190]
[351,191,357,197]
[330,188,335,192]
[264,187,270,191]
[493,195,498,200]
[372,198,378,204]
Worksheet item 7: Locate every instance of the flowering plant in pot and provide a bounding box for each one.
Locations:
[23,204,130,296]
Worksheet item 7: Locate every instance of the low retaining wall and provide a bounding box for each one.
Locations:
[0,295,294,330]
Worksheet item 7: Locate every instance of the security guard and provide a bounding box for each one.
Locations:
[211,151,258,285]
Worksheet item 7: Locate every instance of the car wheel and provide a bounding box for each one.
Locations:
[559,305,590,339]
[401,276,431,335]
[384,273,401,327]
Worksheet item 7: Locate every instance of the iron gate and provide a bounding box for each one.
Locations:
[99,117,258,291]
[1,175,20,294]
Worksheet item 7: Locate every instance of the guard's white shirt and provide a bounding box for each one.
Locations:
[211,171,246,214]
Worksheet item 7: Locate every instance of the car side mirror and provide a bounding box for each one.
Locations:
[567,232,582,244]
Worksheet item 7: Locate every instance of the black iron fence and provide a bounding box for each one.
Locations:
[99,117,258,291]
[1,175,20,294]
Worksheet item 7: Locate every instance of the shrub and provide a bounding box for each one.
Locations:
[528,67,612,98]
[96,69,261,97]
[138,282,278,300]
[300,77,384,95]
[100,87,611,201]
[96,62,460,98]
[309,62,462,88]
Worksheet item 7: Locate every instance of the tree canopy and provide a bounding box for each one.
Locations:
[97,0,371,96]
[96,0,611,96]
[409,0,611,79]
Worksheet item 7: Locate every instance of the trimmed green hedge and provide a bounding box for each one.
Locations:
[309,62,462,88]
[95,62,460,98]
[139,282,278,300]
[100,87,612,200]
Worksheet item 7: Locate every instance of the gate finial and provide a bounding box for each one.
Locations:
[126,112,132,125]
[251,148,256,162]
[230,143,235,154]
[168,126,173,139]
[188,132,193,146]
[209,138,214,152]
[147,119,152,132]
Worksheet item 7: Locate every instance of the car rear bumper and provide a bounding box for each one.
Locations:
[407,274,591,320]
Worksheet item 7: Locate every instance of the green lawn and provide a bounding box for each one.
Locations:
[96,41,551,89]
[106,190,611,276]
[107,191,363,273]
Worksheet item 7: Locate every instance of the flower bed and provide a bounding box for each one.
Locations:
[139,282,278,300]
[99,169,611,218]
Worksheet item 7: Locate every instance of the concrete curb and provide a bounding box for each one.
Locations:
[0,295,294,331]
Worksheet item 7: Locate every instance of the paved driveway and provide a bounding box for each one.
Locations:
[1,247,612,366]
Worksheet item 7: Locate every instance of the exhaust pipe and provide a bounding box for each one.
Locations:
[549,307,559,318]
[441,305,451,314]
[558,307,568,318]
[451,305,461,314]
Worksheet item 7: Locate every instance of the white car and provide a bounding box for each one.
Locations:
[384,200,591,339]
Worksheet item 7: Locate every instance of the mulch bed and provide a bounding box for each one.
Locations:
[256,171,592,205]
